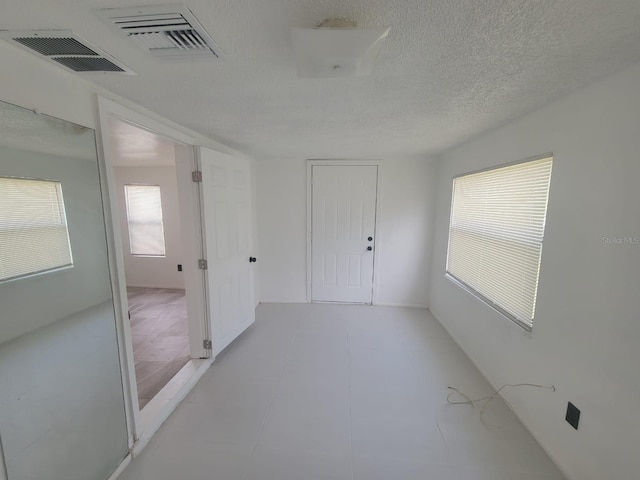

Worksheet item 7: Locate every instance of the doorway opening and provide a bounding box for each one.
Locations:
[106,117,203,410]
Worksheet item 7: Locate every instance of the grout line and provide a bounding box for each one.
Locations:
[247,312,296,457]
[346,317,355,480]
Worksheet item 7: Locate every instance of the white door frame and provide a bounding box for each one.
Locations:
[95,96,212,448]
[306,160,384,305]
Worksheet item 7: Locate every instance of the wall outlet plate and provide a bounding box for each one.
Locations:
[566,402,580,430]
[177,264,183,272]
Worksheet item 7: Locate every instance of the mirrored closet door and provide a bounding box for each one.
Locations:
[0,100,129,480]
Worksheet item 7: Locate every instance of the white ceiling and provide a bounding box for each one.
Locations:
[3,0,640,161]
[108,117,176,167]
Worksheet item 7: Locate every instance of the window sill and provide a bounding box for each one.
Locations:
[0,264,74,285]
[444,272,533,332]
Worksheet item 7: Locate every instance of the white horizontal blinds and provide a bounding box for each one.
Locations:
[125,185,166,256]
[447,157,553,329]
[0,177,73,282]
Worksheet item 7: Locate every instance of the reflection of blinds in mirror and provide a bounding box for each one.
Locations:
[124,185,166,256]
[0,177,73,282]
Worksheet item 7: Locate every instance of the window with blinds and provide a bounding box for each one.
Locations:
[0,177,73,282]
[446,156,553,330]
[124,185,166,257]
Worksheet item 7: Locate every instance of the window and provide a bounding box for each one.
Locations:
[124,185,166,257]
[446,156,553,330]
[0,177,73,282]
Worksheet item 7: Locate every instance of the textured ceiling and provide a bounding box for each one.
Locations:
[3,0,640,161]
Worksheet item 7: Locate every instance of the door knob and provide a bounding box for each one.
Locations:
[367,246,373,251]
[368,236,373,241]
[249,257,257,263]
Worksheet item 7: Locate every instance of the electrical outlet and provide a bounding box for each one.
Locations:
[177,264,183,272]
[565,402,580,430]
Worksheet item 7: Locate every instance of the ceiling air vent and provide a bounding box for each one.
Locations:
[98,4,223,60]
[0,30,134,74]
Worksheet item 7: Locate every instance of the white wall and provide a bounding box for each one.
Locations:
[429,63,640,480]
[257,158,436,307]
[114,167,185,289]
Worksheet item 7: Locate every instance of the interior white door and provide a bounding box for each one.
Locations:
[199,147,255,355]
[311,165,378,304]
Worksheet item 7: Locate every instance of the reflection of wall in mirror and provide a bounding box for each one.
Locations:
[0,146,113,344]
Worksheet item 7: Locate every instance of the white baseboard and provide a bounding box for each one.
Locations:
[258,300,308,304]
[106,454,131,480]
[258,300,429,309]
[374,302,429,309]
[126,284,186,290]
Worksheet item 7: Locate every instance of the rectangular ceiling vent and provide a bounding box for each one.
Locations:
[98,4,223,61]
[0,30,134,74]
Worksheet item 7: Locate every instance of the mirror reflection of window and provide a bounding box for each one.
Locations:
[0,177,73,282]
[124,184,166,257]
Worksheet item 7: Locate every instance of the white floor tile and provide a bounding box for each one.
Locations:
[117,303,566,480]
[158,394,270,451]
[352,455,456,480]
[255,408,351,457]
[118,437,248,480]
[244,451,352,480]
[351,413,449,464]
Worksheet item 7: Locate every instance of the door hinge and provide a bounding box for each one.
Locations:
[192,170,203,183]
[198,259,208,270]
[203,339,212,350]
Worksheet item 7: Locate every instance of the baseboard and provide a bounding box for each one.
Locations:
[258,300,308,304]
[374,302,429,309]
[106,453,131,480]
[427,307,573,480]
[258,300,429,309]
[126,284,186,290]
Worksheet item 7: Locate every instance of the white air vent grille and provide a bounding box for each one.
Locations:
[0,30,134,74]
[99,5,223,60]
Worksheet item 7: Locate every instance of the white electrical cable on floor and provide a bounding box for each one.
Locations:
[447,383,556,423]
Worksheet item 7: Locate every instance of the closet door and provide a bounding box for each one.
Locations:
[0,100,129,480]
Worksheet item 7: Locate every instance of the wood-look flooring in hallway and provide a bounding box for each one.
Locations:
[128,287,190,409]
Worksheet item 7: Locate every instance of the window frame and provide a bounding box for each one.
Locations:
[444,154,553,331]
[123,183,167,258]
[0,175,74,283]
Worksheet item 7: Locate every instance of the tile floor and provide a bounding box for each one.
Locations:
[119,303,566,480]
[128,287,190,409]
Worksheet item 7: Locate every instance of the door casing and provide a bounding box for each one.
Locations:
[96,96,214,447]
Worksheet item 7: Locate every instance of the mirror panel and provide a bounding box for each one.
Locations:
[0,100,129,480]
